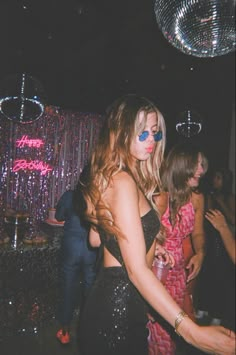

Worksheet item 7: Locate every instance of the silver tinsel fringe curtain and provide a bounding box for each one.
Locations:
[0,106,103,223]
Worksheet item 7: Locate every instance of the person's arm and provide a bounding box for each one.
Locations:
[105,172,235,354]
[153,192,175,268]
[153,191,168,216]
[186,193,206,282]
[55,192,68,221]
[205,209,235,264]
[89,227,101,248]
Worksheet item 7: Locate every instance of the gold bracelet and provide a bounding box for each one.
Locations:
[175,311,188,336]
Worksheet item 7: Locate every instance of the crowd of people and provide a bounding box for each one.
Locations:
[54,94,235,355]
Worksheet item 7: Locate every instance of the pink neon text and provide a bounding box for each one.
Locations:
[16,135,44,148]
[13,160,53,175]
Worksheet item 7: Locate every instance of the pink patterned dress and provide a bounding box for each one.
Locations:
[147,201,195,355]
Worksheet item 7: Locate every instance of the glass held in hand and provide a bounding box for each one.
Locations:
[153,258,170,285]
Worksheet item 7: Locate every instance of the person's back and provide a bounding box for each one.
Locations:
[55,187,97,345]
[56,189,88,237]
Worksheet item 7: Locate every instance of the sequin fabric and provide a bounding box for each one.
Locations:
[0,225,63,336]
[79,209,160,355]
[147,201,195,355]
[100,209,160,265]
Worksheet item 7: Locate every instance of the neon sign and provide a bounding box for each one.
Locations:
[13,135,53,175]
[16,135,44,148]
[13,159,53,175]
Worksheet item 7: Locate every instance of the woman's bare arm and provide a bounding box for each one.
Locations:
[89,227,101,248]
[187,193,206,282]
[205,209,235,264]
[212,194,235,226]
[103,172,235,354]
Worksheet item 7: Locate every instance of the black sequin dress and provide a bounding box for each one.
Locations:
[79,209,160,355]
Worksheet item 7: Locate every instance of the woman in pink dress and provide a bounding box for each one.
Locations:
[147,143,208,355]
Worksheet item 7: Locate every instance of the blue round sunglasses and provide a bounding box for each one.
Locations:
[138,130,162,142]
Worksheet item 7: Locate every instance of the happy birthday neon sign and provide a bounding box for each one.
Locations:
[13,135,53,175]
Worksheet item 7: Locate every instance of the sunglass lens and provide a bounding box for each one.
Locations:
[154,131,162,142]
[139,131,149,142]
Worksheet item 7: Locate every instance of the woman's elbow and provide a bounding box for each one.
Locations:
[126,264,147,287]
[90,239,101,248]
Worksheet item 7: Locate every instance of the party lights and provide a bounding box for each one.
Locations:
[154,0,236,57]
[0,73,45,123]
[176,109,203,138]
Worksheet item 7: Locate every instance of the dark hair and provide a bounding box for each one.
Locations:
[161,142,208,224]
[212,167,233,196]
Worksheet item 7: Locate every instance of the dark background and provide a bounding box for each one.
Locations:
[0,0,235,166]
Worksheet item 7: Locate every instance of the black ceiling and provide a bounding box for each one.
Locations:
[0,0,234,111]
[0,0,235,163]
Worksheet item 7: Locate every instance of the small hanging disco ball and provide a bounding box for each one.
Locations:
[154,0,236,57]
[176,109,203,138]
[0,73,45,124]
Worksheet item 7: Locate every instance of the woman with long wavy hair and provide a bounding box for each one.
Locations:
[78,94,235,355]
[147,143,208,354]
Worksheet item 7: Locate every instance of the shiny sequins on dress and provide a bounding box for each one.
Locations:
[147,201,195,355]
[79,209,160,355]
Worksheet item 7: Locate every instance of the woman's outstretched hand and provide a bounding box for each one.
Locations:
[183,322,236,355]
[196,325,236,355]
[205,209,228,231]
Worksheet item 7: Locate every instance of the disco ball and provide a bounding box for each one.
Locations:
[154,0,236,57]
[176,109,203,138]
[0,73,45,124]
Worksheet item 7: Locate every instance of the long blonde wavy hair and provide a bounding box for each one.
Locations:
[81,94,166,239]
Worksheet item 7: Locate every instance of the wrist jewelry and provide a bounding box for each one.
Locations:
[175,311,188,336]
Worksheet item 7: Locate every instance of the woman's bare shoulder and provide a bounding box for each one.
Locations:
[153,191,168,215]
[153,191,168,202]
[105,171,138,203]
[112,171,137,188]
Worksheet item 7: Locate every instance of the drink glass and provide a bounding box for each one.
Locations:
[153,258,170,285]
